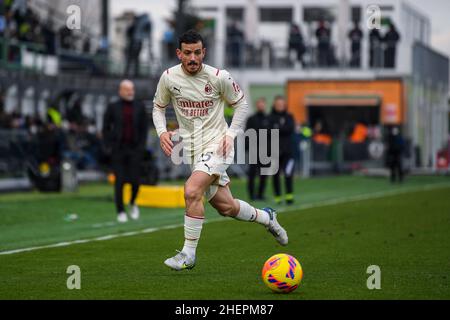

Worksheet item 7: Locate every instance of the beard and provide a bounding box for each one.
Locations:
[184,61,201,74]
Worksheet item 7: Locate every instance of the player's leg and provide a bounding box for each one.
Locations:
[209,185,288,246]
[184,170,216,217]
[284,157,295,205]
[164,171,216,271]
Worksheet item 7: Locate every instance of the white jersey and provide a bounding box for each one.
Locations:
[153,63,245,156]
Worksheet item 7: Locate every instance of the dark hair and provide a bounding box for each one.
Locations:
[178,29,204,49]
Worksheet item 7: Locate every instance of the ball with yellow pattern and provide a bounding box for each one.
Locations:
[261,253,303,293]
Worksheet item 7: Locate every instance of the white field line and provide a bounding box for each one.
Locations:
[1,182,449,256]
[92,221,116,228]
[277,181,450,214]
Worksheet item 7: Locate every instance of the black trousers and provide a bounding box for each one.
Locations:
[247,164,267,200]
[112,147,142,213]
[389,156,403,183]
[273,154,295,197]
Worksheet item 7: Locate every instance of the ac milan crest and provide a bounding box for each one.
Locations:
[205,83,212,94]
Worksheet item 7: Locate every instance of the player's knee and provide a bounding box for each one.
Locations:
[184,185,203,203]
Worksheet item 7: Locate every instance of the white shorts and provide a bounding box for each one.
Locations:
[190,143,234,201]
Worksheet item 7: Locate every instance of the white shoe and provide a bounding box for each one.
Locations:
[117,212,128,223]
[164,250,196,271]
[263,207,288,246]
[130,205,140,220]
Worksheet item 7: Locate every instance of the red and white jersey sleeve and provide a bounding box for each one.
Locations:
[153,71,171,109]
[219,70,245,106]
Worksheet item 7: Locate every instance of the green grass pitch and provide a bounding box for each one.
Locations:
[0,175,449,299]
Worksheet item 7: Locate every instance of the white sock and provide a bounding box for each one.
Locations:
[182,214,204,257]
[235,200,270,226]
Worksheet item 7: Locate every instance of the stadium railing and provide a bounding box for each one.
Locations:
[0,37,155,78]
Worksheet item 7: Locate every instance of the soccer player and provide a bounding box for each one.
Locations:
[152,30,288,271]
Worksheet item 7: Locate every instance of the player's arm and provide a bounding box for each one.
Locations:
[152,72,175,157]
[217,71,249,157]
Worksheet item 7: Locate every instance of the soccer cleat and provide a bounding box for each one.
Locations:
[117,212,128,223]
[130,205,140,220]
[164,250,196,271]
[262,207,288,246]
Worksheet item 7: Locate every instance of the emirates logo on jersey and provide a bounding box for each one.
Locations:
[205,83,212,95]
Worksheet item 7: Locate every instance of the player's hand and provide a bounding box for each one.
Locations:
[160,131,175,157]
[216,135,234,159]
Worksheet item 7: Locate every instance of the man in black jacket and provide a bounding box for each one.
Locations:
[269,95,296,205]
[245,97,270,201]
[102,80,148,222]
[348,22,363,68]
[386,126,404,183]
[383,22,400,68]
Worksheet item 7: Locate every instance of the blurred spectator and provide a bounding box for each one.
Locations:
[124,16,140,77]
[47,105,62,127]
[82,37,91,54]
[349,122,368,143]
[383,22,400,68]
[66,98,85,126]
[227,21,244,67]
[58,26,74,50]
[11,0,27,16]
[386,126,405,183]
[0,107,9,129]
[312,121,332,145]
[194,20,209,49]
[269,95,296,205]
[315,20,332,67]
[63,121,98,170]
[42,21,56,55]
[37,122,63,166]
[245,97,269,201]
[369,28,382,68]
[348,22,363,68]
[288,23,305,67]
[124,14,152,77]
[25,114,41,136]
[163,20,176,62]
[0,3,6,36]
[10,110,26,129]
[29,121,63,192]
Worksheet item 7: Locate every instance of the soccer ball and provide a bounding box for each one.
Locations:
[261,253,303,293]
